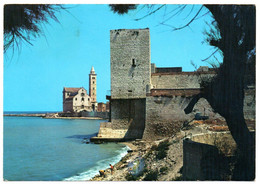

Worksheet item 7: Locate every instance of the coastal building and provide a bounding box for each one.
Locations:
[97,102,107,112]
[63,67,98,113]
[91,28,255,141]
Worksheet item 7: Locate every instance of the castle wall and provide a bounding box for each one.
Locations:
[143,89,255,140]
[110,98,146,139]
[151,72,215,89]
[110,29,151,99]
[143,95,224,140]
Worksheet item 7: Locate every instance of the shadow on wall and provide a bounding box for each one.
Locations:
[123,99,146,139]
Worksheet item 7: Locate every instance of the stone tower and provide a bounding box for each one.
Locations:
[110,28,151,99]
[89,66,97,105]
[109,28,151,139]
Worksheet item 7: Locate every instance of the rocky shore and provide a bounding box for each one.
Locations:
[89,118,255,181]
[89,120,210,181]
[90,134,184,181]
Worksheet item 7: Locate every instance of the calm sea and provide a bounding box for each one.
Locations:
[3,116,128,181]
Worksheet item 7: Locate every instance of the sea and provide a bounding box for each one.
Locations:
[3,112,129,181]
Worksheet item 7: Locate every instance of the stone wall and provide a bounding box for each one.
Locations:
[110,98,146,139]
[81,111,109,119]
[96,122,128,139]
[151,72,215,89]
[143,95,223,140]
[183,136,221,180]
[244,89,255,120]
[110,29,151,99]
[182,132,246,180]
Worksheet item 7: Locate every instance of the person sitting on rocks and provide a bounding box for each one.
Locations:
[99,170,105,177]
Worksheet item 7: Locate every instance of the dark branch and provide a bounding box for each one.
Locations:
[134,5,165,21]
[171,5,203,31]
[184,93,203,114]
[201,49,219,61]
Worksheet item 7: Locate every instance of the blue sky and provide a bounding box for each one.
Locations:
[4,4,222,112]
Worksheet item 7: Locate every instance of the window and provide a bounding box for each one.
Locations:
[92,77,95,79]
[81,93,85,96]
[93,93,95,95]
[75,98,77,101]
[132,58,136,67]
[93,81,95,84]
[88,98,90,101]
[81,105,84,108]
[81,98,84,101]
[93,88,95,90]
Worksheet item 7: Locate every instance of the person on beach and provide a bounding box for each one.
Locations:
[99,170,105,177]
[109,164,114,175]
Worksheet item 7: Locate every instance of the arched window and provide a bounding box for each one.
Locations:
[81,98,84,101]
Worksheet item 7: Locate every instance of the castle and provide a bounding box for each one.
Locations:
[91,28,255,141]
[63,66,98,112]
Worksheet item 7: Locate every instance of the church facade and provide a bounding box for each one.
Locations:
[63,67,97,112]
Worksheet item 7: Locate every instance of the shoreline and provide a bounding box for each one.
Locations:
[89,141,137,181]
[4,114,106,120]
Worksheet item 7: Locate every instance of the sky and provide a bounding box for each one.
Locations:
[3,4,223,112]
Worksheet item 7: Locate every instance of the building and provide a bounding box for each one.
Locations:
[97,102,107,112]
[63,67,97,112]
[91,28,255,141]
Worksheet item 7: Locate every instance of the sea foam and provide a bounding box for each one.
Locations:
[63,145,129,181]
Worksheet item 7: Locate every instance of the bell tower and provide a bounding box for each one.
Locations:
[89,66,97,105]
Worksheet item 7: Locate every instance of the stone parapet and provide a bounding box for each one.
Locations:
[96,122,128,138]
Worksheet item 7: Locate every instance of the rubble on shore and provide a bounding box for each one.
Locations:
[90,118,255,181]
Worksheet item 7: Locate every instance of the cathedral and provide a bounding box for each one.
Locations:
[62,66,97,112]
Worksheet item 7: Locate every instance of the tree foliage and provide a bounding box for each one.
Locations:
[4,4,63,52]
[109,4,137,15]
